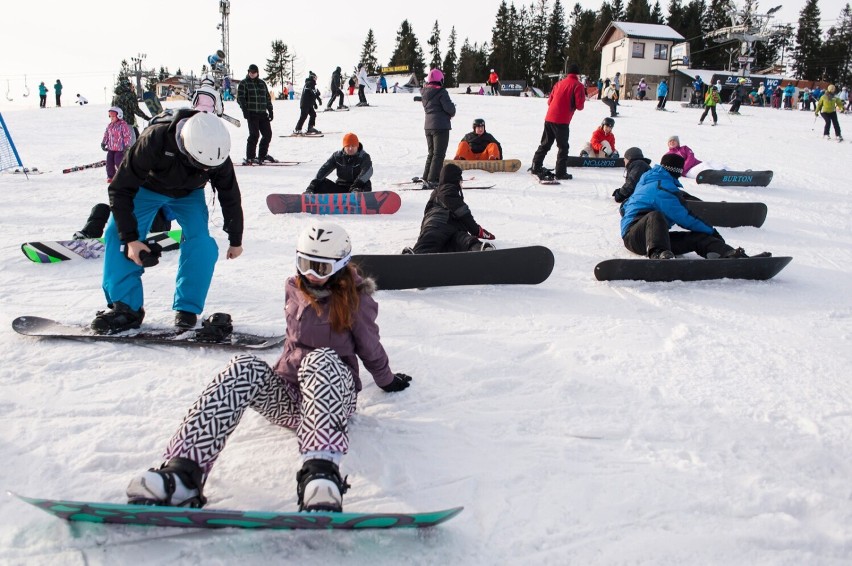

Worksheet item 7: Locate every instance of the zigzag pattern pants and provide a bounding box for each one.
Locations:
[162,349,356,474]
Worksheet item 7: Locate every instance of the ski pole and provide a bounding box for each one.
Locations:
[811,113,818,131]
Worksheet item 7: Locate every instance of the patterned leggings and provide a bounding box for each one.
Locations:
[162,349,357,474]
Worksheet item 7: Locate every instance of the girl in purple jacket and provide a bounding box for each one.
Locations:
[102,106,133,182]
[126,222,412,513]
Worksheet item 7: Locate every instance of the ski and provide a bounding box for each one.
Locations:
[62,160,107,174]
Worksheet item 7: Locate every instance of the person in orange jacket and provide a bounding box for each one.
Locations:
[488,69,500,95]
[453,118,503,160]
[579,117,618,158]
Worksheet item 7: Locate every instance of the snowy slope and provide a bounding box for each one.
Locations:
[1,93,851,565]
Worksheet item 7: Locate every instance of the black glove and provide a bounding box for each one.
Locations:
[612,189,626,203]
[380,373,412,392]
[267,110,273,122]
[101,142,108,151]
[350,180,365,193]
[305,179,319,194]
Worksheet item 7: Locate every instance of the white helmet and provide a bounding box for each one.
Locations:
[181,112,230,167]
[200,73,215,87]
[108,106,124,120]
[296,222,352,278]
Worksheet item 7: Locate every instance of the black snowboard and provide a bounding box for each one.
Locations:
[686,201,768,228]
[353,246,555,290]
[594,256,792,282]
[565,156,625,167]
[12,316,284,350]
[696,170,773,187]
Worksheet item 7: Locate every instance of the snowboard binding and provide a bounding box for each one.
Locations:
[194,312,233,343]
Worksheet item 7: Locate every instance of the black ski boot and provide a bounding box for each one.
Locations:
[91,302,144,334]
[296,459,350,512]
[174,311,198,329]
[194,313,233,343]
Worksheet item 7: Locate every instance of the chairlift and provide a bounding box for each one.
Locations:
[5,80,13,102]
[22,75,30,97]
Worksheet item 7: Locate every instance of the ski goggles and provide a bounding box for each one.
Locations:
[296,252,351,279]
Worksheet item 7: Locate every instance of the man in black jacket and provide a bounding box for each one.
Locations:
[237,64,274,164]
[294,71,322,135]
[305,132,373,194]
[404,163,496,253]
[326,67,346,110]
[91,110,244,334]
[612,147,651,203]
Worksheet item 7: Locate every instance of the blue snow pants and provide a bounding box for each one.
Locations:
[102,187,218,314]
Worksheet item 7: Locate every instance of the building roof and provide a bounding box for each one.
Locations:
[595,21,685,50]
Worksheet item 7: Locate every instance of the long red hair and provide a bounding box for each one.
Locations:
[296,264,361,333]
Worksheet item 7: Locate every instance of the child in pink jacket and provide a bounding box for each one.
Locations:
[102,106,133,182]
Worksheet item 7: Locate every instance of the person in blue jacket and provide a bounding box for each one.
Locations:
[783,83,796,110]
[691,75,704,104]
[656,79,669,110]
[619,154,769,260]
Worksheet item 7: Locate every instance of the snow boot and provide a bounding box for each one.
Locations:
[194,313,233,343]
[306,127,322,135]
[296,459,350,512]
[401,247,415,255]
[126,457,207,508]
[649,249,675,260]
[174,310,197,330]
[262,155,279,163]
[91,302,145,334]
[481,242,497,251]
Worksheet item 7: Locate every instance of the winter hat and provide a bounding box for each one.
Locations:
[342,132,359,147]
[827,84,836,93]
[248,64,259,73]
[660,154,685,178]
[108,106,123,120]
[667,135,680,145]
[566,62,581,75]
[427,68,444,83]
[623,147,645,161]
[439,163,463,185]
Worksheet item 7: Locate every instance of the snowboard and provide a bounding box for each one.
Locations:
[353,246,555,290]
[142,92,163,115]
[594,256,792,282]
[267,191,401,215]
[281,133,324,138]
[443,159,522,173]
[696,170,773,187]
[398,184,495,191]
[235,161,304,167]
[12,316,284,350]
[62,160,107,174]
[530,172,560,185]
[12,493,462,531]
[21,230,183,264]
[686,201,768,228]
[565,156,625,168]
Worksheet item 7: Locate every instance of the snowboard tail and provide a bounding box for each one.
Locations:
[12,493,463,531]
[564,156,625,168]
[353,246,555,289]
[696,170,773,187]
[21,230,183,263]
[594,256,792,282]
[686,201,768,228]
[266,191,401,215]
[443,159,522,173]
[12,316,284,350]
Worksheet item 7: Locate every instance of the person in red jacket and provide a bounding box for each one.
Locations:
[579,117,618,158]
[530,62,586,180]
[488,69,500,95]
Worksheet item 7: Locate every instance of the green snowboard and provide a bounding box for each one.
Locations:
[12,493,463,531]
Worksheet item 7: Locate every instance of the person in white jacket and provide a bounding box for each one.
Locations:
[191,74,224,117]
[356,64,370,107]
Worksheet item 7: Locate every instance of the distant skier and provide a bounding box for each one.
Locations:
[293,71,322,136]
[815,84,844,141]
[326,66,346,110]
[729,78,745,114]
[656,79,668,110]
[237,63,275,164]
[54,79,62,107]
[698,85,721,126]
[356,64,370,106]
[488,69,500,96]
[76,94,88,105]
[38,81,47,108]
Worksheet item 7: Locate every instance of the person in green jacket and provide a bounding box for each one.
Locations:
[38,82,47,108]
[698,85,721,126]
[53,79,63,107]
[815,84,844,141]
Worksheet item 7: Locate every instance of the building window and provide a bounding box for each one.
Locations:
[654,44,669,60]
[612,46,618,62]
[632,42,645,58]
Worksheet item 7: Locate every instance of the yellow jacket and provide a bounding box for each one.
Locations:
[815,94,844,114]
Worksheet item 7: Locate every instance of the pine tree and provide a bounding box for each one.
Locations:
[678,0,708,68]
[389,20,428,81]
[612,0,625,21]
[593,1,617,65]
[527,0,550,86]
[701,0,733,70]
[794,0,822,79]
[457,39,489,84]
[442,27,459,87]
[651,1,665,24]
[543,0,568,75]
[624,0,653,23]
[265,40,292,94]
[821,4,852,84]
[666,0,684,30]
[564,4,598,78]
[489,1,514,79]
[428,21,443,71]
[359,30,380,74]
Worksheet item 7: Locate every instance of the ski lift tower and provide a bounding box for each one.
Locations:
[704,3,784,77]
[217,0,231,78]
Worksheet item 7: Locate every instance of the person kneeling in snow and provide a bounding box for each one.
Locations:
[580,117,618,158]
[619,154,769,260]
[665,135,728,178]
[612,147,651,203]
[403,163,496,254]
[453,118,503,160]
